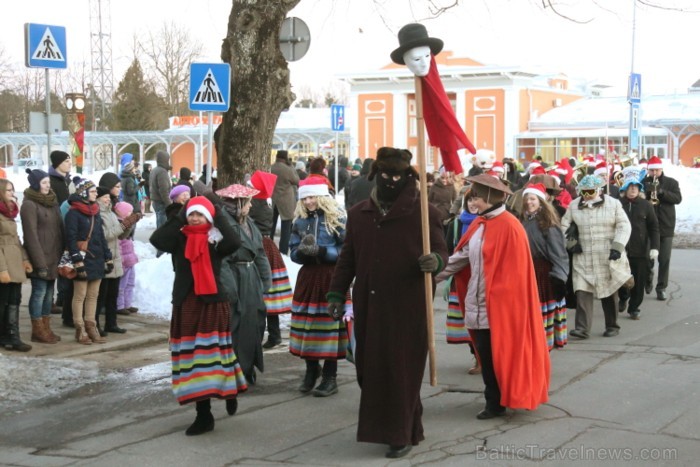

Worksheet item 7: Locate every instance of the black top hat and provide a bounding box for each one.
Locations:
[390,23,444,65]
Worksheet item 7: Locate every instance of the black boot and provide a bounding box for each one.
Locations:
[105,306,126,334]
[298,361,321,393]
[95,307,107,337]
[312,375,338,397]
[262,315,282,349]
[4,305,32,352]
[226,397,238,416]
[185,399,214,436]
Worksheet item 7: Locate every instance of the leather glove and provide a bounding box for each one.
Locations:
[104,260,114,274]
[609,249,622,261]
[326,292,345,321]
[23,261,33,274]
[204,190,223,208]
[0,270,10,283]
[567,241,583,254]
[649,249,659,261]
[418,252,442,273]
[120,212,143,231]
[192,180,212,197]
[298,234,320,256]
[37,268,49,279]
[75,262,87,279]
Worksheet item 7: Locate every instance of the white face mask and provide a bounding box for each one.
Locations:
[403,46,431,77]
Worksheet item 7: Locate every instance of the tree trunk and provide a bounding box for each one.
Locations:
[219,0,301,187]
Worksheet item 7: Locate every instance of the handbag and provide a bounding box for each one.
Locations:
[57,251,77,279]
[75,215,95,253]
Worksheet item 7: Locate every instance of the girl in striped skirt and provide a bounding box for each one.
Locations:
[289,177,349,397]
[519,184,570,350]
[150,196,248,436]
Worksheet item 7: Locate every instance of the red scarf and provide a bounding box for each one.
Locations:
[70,201,100,216]
[422,56,476,174]
[0,201,18,219]
[181,224,217,295]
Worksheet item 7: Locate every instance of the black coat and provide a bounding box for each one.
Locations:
[346,176,375,209]
[248,199,273,237]
[149,209,242,306]
[64,196,112,281]
[620,196,660,258]
[49,169,72,205]
[643,173,682,237]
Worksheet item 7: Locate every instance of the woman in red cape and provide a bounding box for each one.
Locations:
[437,174,550,419]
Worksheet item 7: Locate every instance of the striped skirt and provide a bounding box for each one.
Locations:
[170,292,248,405]
[290,263,349,360]
[262,237,293,314]
[445,279,471,344]
[533,258,568,350]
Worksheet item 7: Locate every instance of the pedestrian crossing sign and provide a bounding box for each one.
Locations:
[189,63,231,112]
[25,23,67,69]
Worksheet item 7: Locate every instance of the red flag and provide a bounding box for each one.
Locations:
[421,56,476,174]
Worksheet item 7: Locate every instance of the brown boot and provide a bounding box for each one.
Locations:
[42,315,61,342]
[74,324,92,345]
[85,321,106,344]
[31,318,58,344]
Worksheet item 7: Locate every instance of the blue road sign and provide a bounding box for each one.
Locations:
[25,23,67,69]
[628,73,641,104]
[331,104,345,132]
[629,103,640,151]
[189,63,231,112]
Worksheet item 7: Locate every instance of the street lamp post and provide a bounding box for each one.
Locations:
[65,92,86,174]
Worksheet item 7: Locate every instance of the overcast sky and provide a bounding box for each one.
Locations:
[2,0,699,96]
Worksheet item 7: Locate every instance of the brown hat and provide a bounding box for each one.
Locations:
[465,174,513,195]
[526,174,562,195]
[368,147,419,181]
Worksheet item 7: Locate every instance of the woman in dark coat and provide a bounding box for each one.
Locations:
[216,184,272,385]
[619,173,660,319]
[150,196,246,436]
[20,169,64,344]
[64,178,112,344]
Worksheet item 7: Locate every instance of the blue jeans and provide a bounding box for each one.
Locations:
[29,278,55,319]
[153,200,168,229]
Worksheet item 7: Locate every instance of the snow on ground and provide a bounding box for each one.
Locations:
[0,163,697,407]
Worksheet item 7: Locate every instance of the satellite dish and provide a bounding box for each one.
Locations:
[280,17,310,62]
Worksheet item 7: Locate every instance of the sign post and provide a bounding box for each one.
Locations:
[628,73,641,152]
[189,63,231,184]
[25,23,67,161]
[330,104,345,193]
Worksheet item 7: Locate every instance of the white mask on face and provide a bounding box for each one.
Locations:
[403,46,431,77]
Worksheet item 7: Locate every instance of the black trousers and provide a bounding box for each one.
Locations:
[619,256,648,313]
[471,329,504,413]
[97,277,121,329]
[306,359,337,377]
[271,206,292,255]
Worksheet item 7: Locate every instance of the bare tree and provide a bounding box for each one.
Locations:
[138,22,204,117]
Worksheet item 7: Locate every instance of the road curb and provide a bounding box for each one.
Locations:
[51,331,170,359]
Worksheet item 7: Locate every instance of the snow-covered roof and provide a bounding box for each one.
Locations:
[530,93,700,130]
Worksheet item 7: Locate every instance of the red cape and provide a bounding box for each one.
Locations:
[454,211,550,410]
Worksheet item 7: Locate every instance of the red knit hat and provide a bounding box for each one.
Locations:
[647,156,663,170]
[248,170,277,199]
[186,196,215,224]
[529,165,546,177]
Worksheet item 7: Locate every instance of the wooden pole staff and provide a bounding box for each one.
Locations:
[414,75,437,386]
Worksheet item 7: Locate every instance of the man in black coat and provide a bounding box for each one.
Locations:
[48,150,73,205]
[345,158,375,209]
[643,157,682,300]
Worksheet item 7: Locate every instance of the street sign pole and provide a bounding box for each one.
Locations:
[45,68,51,157]
[207,112,214,185]
[334,133,339,193]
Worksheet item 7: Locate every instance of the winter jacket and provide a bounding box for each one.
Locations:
[643,173,682,237]
[620,196,660,258]
[0,210,30,283]
[99,201,124,278]
[19,190,64,281]
[64,196,112,281]
[428,178,455,223]
[289,209,345,265]
[560,195,632,298]
[119,238,138,269]
[270,159,299,220]
[521,215,569,282]
[120,170,141,213]
[249,199,273,237]
[149,151,172,206]
[48,166,73,205]
[149,209,242,306]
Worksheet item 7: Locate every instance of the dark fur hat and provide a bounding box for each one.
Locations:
[368,147,419,181]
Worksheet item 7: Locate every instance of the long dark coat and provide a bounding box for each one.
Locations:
[64,196,112,281]
[219,211,272,379]
[329,181,448,447]
[643,173,682,237]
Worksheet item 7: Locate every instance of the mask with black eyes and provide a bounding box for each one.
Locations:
[376,169,409,202]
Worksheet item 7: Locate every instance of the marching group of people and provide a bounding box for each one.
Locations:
[0,143,682,459]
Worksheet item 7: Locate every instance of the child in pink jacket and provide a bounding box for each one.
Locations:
[115,202,139,314]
